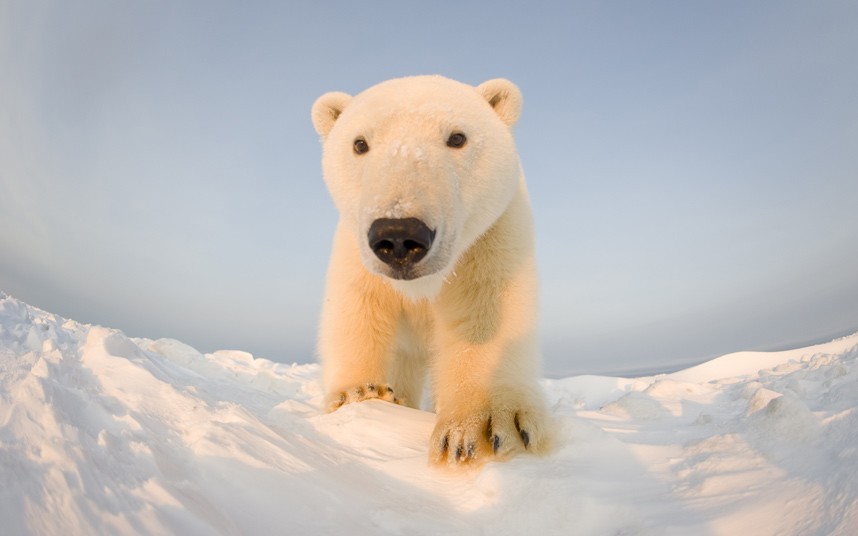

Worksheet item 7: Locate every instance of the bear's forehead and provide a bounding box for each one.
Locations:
[345,103,460,127]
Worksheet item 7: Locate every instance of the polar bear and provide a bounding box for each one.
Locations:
[311,75,552,465]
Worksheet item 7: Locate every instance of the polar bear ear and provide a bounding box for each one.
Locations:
[312,91,353,138]
[477,79,522,127]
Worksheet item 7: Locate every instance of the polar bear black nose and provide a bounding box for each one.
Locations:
[368,218,435,269]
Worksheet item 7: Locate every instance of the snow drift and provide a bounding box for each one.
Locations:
[1,291,856,535]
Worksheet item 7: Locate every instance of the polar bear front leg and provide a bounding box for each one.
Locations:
[319,225,404,412]
[428,261,552,464]
[319,280,403,411]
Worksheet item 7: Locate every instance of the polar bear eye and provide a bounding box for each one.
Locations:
[446,132,467,149]
[353,138,370,155]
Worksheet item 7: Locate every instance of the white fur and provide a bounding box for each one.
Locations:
[312,75,552,466]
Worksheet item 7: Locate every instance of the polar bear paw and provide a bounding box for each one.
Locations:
[326,383,403,412]
[429,401,551,466]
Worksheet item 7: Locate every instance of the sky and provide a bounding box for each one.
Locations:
[2,1,857,376]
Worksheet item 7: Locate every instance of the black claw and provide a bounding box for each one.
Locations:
[466,442,476,459]
[492,434,501,454]
[441,435,449,453]
[355,386,364,397]
[455,445,464,461]
[367,383,376,392]
[514,413,530,448]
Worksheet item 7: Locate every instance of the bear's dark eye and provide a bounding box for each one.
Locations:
[447,132,467,149]
[353,138,370,155]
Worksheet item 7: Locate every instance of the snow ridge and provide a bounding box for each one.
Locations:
[1,292,856,535]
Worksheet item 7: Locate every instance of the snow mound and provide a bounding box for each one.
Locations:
[1,292,856,535]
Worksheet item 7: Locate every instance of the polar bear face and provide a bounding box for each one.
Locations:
[312,75,523,298]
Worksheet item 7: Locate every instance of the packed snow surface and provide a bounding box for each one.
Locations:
[1,291,856,535]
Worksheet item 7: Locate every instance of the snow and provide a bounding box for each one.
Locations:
[1,291,856,535]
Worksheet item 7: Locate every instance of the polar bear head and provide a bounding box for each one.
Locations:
[312,75,523,299]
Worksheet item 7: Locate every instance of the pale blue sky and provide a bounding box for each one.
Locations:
[2,1,857,375]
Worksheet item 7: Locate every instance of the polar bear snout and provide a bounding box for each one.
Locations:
[368,217,436,279]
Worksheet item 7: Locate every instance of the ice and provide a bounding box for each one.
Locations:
[1,292,856,534]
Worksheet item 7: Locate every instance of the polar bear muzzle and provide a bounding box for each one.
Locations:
[367,217,436,279]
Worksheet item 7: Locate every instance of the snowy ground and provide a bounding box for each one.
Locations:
[1,291,856,535]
